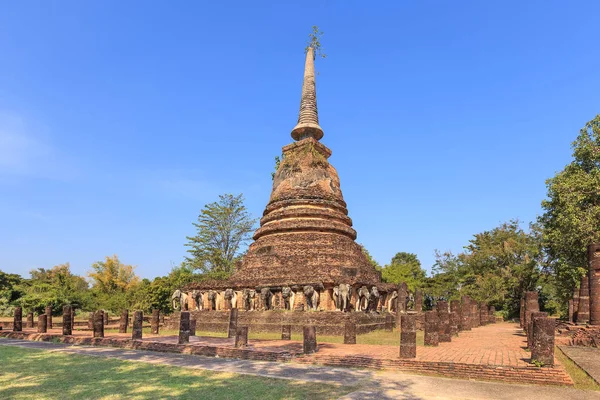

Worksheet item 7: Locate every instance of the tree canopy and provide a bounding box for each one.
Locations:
[381,252,427,291]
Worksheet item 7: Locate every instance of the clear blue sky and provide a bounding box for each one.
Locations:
[1,1,599,279]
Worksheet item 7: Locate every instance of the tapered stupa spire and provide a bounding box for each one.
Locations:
[291,47,324,141]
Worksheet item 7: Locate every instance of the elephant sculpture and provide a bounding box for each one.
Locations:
[281,286,295,310]
[387,290,398,312]
[223,288,238,309]
[191,290,203,311]
[369,286,380,312]
[356,286,370,312]
[242,289,256,311]
[171,289,189,311]
[260,287,273,310]
[303,285,319,311]
[337,284,351,312]
[207,290,217,311]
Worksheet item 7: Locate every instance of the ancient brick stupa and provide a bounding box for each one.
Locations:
[190,47,388,312]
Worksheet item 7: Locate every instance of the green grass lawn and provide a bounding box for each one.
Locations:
[0,345,355,400]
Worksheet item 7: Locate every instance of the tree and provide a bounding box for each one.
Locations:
[88,255,140,313]
[306,25,326,58]
[184,194,256,276]
[539,115,600,309]
[0,270,25,316]
[381,252,427,291]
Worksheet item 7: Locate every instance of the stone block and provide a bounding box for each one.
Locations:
[235,326,248,348]
[344,321,356,345]
[460,296,471,331]
[524,291,539,332]
[531,317,555,366]
[178,311,190,344]
[190,318,196,336]
[578,275,590,323]
[13,307,22,332]
[424,310,439,346]
[281,324,292,340]
[62,305,72,335]
[151,309,160,334]
[88,312,94,329]
[527,312,547,349]
[45,306,53,329]
[399,314,416,358]
[119,310,128,334]
[26,312,34,328]
[437,301,451,342]
[303,326,317,354]
[450,300,460,336]
[93,310,104,338]
[385,314,394,332]
[228,308,238,339]
[37,314,47,333]
[103,310,109,326]
[132,310,143,340]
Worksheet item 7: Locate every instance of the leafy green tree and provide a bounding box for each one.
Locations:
[0,270,25,316]
[88,255,140,313]
[184,194,256,276]
[539,115,600,309]
[381,252,427,291]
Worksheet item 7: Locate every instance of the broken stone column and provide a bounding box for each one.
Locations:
[235,326,248,348]
[178,311,190,344]
[151,309,160,334]
[62,305,72,335]
[303,326,317,354]
[281,325,291,340]
[190,317,196,336]
[88,312,94,329]
[578,275,590,324]
[119,310,128,333]
[399,314,416,358]
[437,301,451,342]
[37,314,47,333]
[471,304,480,328]
[527,311,547,349]
[103,310,109,326]
[489,306,496,323]
[227,308,238,339]
[414,289,423,312]
[573,287,580,323]
[70,308,75,329]
[13,307,22,332]
[531,316,555,366]
[449,300,460,336]
[568,300,574,323]
[132,310,143,340]
[26,312,34,328]
[524,291,539,333]
[93,310,104,338]
[45,306,53,329]
[479,303,488,326]
[397,282,408,313]
[385,314,394,331]
[424,310,439,346]
[588,243,600,326]
[460,296,471,330]
[344,321,356,344]
[519,297,525,328]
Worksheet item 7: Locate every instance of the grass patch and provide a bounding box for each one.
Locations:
[555,346,600,391]
[0,346,354,399]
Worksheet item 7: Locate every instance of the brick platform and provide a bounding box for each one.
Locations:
[0,322,572,386]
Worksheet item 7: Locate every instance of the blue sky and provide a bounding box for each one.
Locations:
[1,1,599,279]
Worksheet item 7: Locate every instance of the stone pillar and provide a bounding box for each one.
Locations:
[45,306,53,329]
[479,303,488,326]
[568,300,574,323]
[588,243,600,326]
[424,310,439,346]
[303,326,317,354]
[228,308,238,339]
[573,287,580,323]
[385,314,394,332]
[437,301,451,342]
[344,321,356,344]
[132,311,143,340]
[527,312,547,349]
[281,325,292,340]
[190,317,196,336]
[531,317,555,366]
[414,289,423,312]
[37,314,47,333]
[13,307,22,332]
[519,297,525,328]
[151,309,160,334]
[88,312,94,329]
[93,310,104,338]
[119,310,128,333]
[400,314,416,358]
[103,310,109,326]
[460,296,471,330]
[449,300,460,336]
[71,308,75,329]
[62,305,72,335]
[524,291,539,332]
[235,326,248,348]
[578,275,590,324]
[25,312,34,328]
[489,306,496,323]
[178,311,190,344]
[397,282,408,313]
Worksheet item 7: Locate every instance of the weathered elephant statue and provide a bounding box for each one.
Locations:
[281,286,295,310]
[337,284,351,312]
[207,290,217,311]
[223,288,238,309]
[303,285,319,311]
[260,288,273,310]
[369,286,380,312]
[191,290,203,311]
[242,289,256,311]
[387,290,398,312]
[171,289,189,311]
[356,286,370,312]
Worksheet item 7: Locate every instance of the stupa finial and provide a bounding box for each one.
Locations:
[291,46,324,141]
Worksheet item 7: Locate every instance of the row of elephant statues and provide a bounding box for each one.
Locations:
[171,285,404,313]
